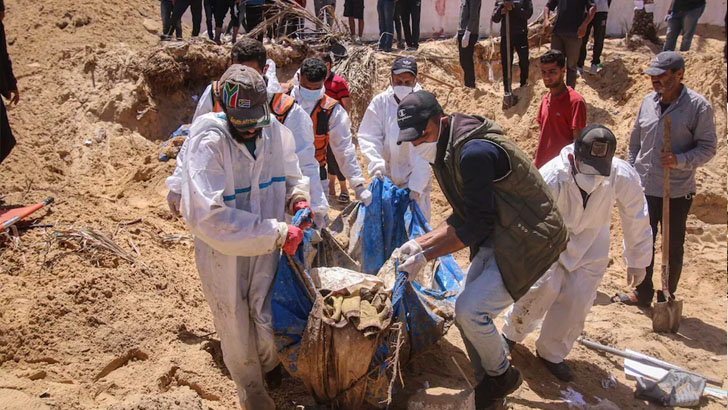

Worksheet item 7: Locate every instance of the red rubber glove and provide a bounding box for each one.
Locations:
[292,200,313,229]
[282,225,303,255]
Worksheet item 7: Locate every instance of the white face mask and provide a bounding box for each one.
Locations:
[574,173,605,194]
[414,141,438,164]
[299,85,324,102]
[393,85,414,101]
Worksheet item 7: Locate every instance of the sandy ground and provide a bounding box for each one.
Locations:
[0,1,726,408]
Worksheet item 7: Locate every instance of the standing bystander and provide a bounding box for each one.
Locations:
[534,50,587,168]
[611,51,716,307]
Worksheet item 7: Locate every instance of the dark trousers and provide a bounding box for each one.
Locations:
[636,194,693,304]
[458,31,478,88]
[377,0,395,51]
[578,12,607,68]
[161,0,182,38]
[399,0,421,48]
[203,0,215,39]
[551,33,582,88]
[0,99,14,165]
[245,4,265,41]
[167,0,203,37]
[326,147,346,181]
[500,31,529,92]
[394,0,403,45]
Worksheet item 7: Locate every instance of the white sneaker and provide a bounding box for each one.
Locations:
[354,35,361,44]
[577,67,583,77]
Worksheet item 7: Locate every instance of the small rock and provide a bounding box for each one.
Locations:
[408,387,474,410]
[84,139,92,146]
[142,18,159,34]
[710,356,720,362]
[56,18,70,29]
[28,371,47,381]
[73,15,91,27]
[93,128,107,143]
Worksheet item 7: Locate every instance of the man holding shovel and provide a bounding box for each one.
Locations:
[492,0,533,109]
[611,52,716,308]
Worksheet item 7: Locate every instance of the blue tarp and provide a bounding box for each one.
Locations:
[271,177,464,406]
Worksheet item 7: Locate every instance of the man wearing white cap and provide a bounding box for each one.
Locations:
[358,57,432,220]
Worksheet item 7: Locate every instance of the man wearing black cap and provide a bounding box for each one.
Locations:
[358,57,432,220]
[502,126,652,382]
[180,65,313,410]
[612,51,716,307]
[394,90,568,409]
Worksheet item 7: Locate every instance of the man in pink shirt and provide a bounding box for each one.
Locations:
[534,50,587,168]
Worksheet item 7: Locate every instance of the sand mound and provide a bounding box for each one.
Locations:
[0,0,725,408]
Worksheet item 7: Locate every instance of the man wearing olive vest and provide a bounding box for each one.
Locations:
[393,91,568,409]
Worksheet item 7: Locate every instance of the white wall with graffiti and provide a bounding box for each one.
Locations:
[307,0,726,41]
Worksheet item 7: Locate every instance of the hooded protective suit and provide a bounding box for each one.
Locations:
[502,144,652,363]
[358,84,433,220]
[167,70,329,226]
[181,112,309,410]
[288,83,366,192]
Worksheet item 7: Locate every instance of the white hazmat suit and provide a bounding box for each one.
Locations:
[358,85,433,220]
[502,144,652,363]
[167,68,329,226]
[287,84,366,194]
[181,112,309,410]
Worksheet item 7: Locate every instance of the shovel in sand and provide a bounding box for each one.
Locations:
[652,116,683,333]
[502,8,519,110]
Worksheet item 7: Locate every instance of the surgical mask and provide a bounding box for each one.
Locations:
[574,173,605,194]
[414,141,438,164]
[299,85,324,102]
[393,85,414,101]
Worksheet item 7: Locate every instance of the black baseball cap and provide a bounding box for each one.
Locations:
[643,51,685,76]
[396,91,442,144]
[218,64,270,132]
[392,57,418,76]
[574,125,617,176]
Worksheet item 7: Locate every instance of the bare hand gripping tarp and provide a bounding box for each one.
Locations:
[272,177,463,408]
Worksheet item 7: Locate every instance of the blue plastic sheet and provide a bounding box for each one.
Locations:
[271,177,464,405]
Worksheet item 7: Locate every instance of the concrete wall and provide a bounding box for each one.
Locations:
[308,0,726,41]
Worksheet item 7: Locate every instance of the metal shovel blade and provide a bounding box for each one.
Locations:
[502,92,519,109]
[653,298,683,333]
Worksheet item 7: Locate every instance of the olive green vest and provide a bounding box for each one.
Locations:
[432,114,568,301]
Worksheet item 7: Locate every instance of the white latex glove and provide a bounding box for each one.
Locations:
[314,213,330,229]
[399,252,427,282]
[167,191,181,217]
[373,170,384,181]
[265,58,277,76]
[354,185,373,206]
[460,30,471,48]
[627,267,646,287]
[392,239,423,261]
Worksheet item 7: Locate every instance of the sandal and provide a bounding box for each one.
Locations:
[611,291,650,307]
[338,193,350,203]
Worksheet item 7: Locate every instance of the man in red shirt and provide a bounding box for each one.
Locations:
[534,49,587,168]
[318,52,353,202]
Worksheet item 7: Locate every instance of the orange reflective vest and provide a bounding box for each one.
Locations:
[280,82,338,166]
[210,81,295,124]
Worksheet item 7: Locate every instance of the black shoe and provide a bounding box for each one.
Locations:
[474,365,522,410]
[537,353,573,382]
[502,335,516,353]
[519,81,529,88]
[265,364,283,390]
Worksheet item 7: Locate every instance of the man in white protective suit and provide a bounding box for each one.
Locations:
[166,38,330,228]
[501,125,653,382]
[281,57,372,206]
[357,56,433,220]
[181,65,313,410]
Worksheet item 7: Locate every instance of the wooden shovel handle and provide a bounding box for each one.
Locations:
[661,116,671,299]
